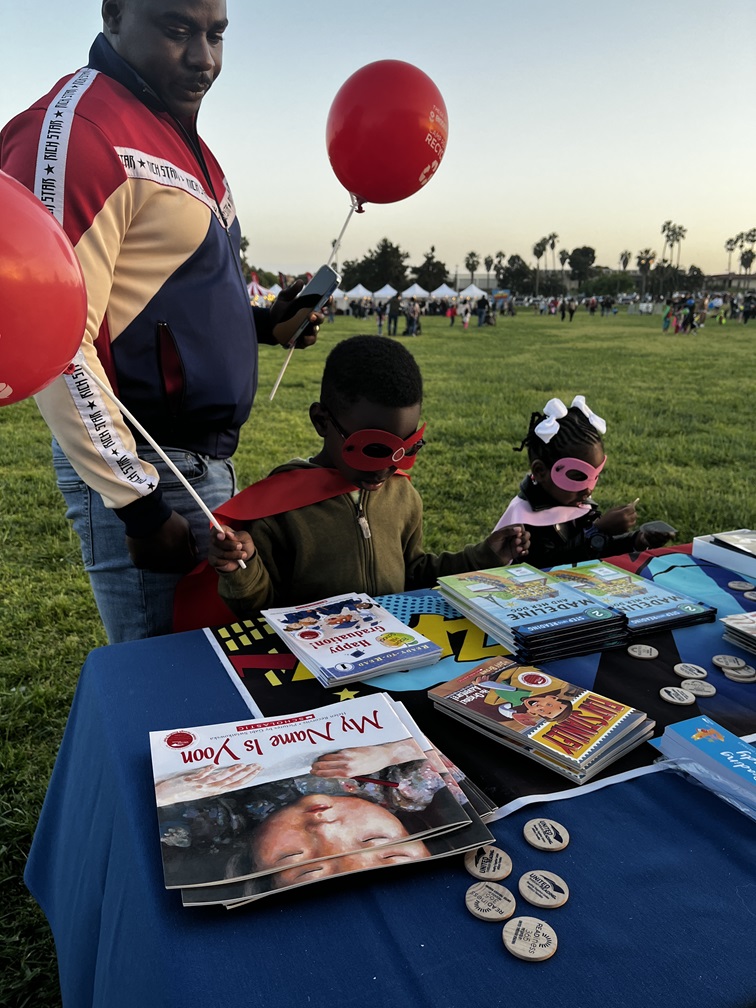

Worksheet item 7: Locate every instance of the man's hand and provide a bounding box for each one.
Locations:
[270,279,325,348]
[486,524,530,565]
[127,510,198,573]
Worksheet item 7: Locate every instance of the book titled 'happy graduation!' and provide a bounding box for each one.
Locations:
[261,592,443,687]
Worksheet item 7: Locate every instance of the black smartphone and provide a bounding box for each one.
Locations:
[639,520,678,536]
[280,264,341,342]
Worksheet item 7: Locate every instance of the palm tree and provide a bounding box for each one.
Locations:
[740,247,755,280]
[672,224,687,268]
[484,255,494,292]
[533,238,547,296]
[547,232,559,276]
[493,250,506,286]
[660,220,673,265]
[464,251,480,287]
[636,249,656,298]
[558,248,570,292]
[619,250,632,272]
[725,237,738,275]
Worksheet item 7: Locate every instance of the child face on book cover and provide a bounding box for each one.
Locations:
[311,398,423,493]
[531,441,606,507]
[251,793,430,886]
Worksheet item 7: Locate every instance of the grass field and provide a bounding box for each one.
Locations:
[1,308,753,1006]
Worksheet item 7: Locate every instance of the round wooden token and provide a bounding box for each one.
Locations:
[518,870,570,908]
[679,679,717,696]
[464,845,513,881]
[502,916,558,962]
[724,667,756,682]
[728,581,755,591]
[627,644,659,659]
[523,818,570,852]
[465,881,516,921]
[659,686,697,705]
[712,654,747,670]
[673,662,708,679]
[743,591,756,601]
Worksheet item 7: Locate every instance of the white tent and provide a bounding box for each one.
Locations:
[458,283,487,299]
[372,283,397,299]
[430,283,458,299]
[268,283,282,297]
[401,282,430,298]
[345,283,373,298]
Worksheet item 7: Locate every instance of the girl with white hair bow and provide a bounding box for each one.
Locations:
[492,396,675,570]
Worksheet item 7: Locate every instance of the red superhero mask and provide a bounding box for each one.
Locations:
[325,408,426,471]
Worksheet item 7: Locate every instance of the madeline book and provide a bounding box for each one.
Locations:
[547,560,717,636]
[428,655,654,782]
[149,693,476,893]
[260,592,443,686]
[436,564,627,662]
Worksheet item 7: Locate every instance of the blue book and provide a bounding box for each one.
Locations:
[650,715,756,819]
[436,564,626,661]
[547,561,717,635]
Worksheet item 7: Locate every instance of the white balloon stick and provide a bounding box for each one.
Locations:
[269,198,358,401]
[78,358,246,568]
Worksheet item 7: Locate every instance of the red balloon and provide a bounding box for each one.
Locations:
[0,170,86,406]
[326,60,448,205]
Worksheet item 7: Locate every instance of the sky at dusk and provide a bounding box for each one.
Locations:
[2,0,754,279]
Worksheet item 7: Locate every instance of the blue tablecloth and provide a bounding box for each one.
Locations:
[25,552,756,1007]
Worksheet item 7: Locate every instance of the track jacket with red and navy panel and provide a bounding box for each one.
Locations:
[0,33,274,534]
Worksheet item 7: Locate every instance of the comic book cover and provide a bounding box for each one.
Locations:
[429,655,653,777]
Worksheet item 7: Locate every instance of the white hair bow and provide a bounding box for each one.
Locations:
[533,398,568,443]
[570,395,606,435]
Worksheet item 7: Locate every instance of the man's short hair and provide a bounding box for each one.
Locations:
[321,336,423,413]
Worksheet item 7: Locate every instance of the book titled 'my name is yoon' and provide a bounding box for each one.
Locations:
[429,655,654,782]
[261,592,443,687]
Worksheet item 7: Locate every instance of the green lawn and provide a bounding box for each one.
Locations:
[0,308,752,1006]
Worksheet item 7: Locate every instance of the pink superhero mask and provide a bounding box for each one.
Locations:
[549,455,607,493]
[325,407,426,471]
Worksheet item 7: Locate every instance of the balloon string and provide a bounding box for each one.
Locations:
[77,357,246,568]
[328,198,358,266]
[269,199,357,401]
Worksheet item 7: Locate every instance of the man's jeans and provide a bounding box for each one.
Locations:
[52,441,236,643]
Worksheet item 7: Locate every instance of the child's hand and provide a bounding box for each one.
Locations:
[594,502,639,536]
[486,524,530,565]
[208,525,255,573]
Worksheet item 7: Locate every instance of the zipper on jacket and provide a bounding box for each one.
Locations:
[356,493,371,539]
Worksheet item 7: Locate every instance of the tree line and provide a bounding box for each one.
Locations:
[241,225,756,298]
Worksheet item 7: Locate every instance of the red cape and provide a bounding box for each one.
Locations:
[172,467,405,633]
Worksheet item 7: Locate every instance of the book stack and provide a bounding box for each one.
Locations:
[547,560,717,638]
[692,529,756,581]
[428,654,655,783]
[260,592,443,686]
[436,564,628,663]
[719,611,756,656]
[650,715,756,821]
[149,693,495,908]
